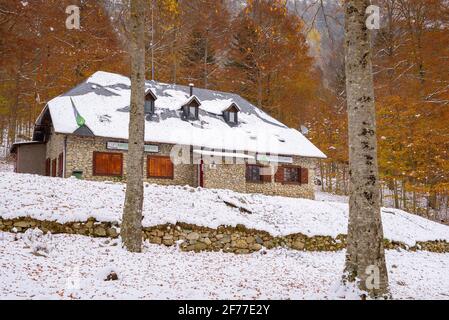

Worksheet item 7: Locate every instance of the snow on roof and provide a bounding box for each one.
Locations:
[145,88,157,100]
[178,95,201,109]
[41,71,326,158]
[10,141,44,153]
[200,98,240,114]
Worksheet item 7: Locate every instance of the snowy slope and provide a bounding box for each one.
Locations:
[1,232,448,299]
[37,71,326,158]
[0,160,13,173]
[1,172,449,246]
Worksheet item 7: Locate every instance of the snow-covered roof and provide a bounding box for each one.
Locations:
[10,141,44,153]
[200,98,241,114]
[37,71,326,158]
[178,95,201,109]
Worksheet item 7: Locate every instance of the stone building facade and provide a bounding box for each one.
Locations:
[41,131,316,199]
[63,134,195,186]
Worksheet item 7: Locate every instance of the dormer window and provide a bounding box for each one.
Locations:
[223,103,240,125]
[189,105,197,118]
[144,89,157,115]
[181,95,201,121]
[228,111,237,124]
[145,100,155,114]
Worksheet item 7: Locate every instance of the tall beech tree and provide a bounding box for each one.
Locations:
[342,0,389,298]
[121,0,146,252]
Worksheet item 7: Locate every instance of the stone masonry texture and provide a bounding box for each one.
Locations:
[1,217,448,254]
[48,134,317,199]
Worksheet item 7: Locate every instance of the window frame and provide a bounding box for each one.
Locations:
[282,166,301,184]
[58,153,64,178]
[223,105,239,125]
[51,159,57,177]
[147,155,174,179]
[228,111,237,124]
[188,105,197,119]
[245,164,270,183]
[45,158,51,176]
[275,165,310,185]
[144,100,155,114]
[182,97,201,120]
[92,151,123,177]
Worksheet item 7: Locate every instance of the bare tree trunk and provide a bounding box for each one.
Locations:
[393,179,399,208]
[444,195,449,223]
[172,29,178,83]
[121,0,146,253]
[335,163,341,194]
[412,190,416,214]
[428,190,437,210]
[0,117,4,143]
[257,71,263,109]
[380,182,383,205]
[9,60,22,146]
[343,0,389,298]
[319,160,325,192]
[204,33,208,88]
[401,179,407,210]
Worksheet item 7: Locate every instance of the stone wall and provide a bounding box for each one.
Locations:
[64,135,195,186]
[46,130,65,173]
[1,217,449,253]
[203,163,246,193]
[245,156,315,199]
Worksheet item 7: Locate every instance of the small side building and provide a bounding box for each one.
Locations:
[11,71,326,199]
[10,141,46,175]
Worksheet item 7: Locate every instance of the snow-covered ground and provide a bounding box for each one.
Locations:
[0,159,13,172]
[1,172,449,246]
[1,231,448,300]
[315,189,348,203]
[1,173,449,300]
[318,176,449,223]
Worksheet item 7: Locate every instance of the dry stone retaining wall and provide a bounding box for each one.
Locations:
[1,217,448,253]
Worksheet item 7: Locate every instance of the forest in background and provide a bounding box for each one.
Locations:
[0,0,448,221]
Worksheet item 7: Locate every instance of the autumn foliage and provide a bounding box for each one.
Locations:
[0,0,127,143]
[0,0,447,219]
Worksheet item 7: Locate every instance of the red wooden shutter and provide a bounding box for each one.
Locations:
[274,166,284,183]
[51,159,57,177]
[94,152,109,175]
[147,157,156,177]
[109,154,123,176]
[165,157,174,178]
[93,152,123,176]
[300,167,309,184]
[260,167,272,183]
[160,158,167,177]
[45,159,51,176]
[261,174,271,183]
[58,153,64,177]
[148,156,173,178]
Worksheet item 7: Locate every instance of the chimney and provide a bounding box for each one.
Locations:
[189,83,194,97]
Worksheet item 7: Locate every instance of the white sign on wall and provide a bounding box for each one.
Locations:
[256,154,293,164]
[107,142,159,153]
